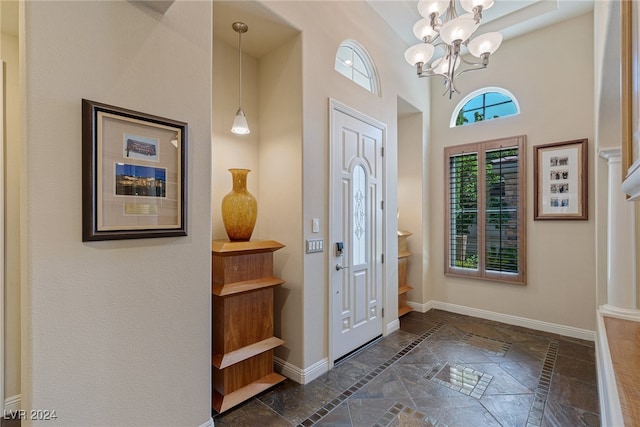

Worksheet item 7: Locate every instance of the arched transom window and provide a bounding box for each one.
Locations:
[451,87,520,127]
[335,40,380,95]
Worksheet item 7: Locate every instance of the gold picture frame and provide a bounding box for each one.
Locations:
[622,0,639,182]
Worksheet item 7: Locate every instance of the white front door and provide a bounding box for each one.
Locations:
[330,100,385,362]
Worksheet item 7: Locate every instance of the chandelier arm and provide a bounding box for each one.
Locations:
[459,55,484,66]
[454,63,488,80]
[417,70,437,78]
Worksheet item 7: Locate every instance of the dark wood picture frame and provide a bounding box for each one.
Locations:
[533,139,588,220]
[82,99,187,241]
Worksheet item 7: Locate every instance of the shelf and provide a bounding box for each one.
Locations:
[213,337,285,369]
[398,250,411,259]
[213,276,285,297]
[212,239,285,255]
[212,239,285,413]
[212,372,286,413]
[398,305,413,317]
[398,284,413,295]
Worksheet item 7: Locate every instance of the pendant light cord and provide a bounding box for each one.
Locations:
[238,27,242,109]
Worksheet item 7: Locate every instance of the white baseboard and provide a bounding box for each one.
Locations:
[274,356,328,385]
[386,318,400,334]
[4,394,20,412]
[407,300,432,313]
[410,300,595,341]
[595,310,624,427]
[199,417,214,427]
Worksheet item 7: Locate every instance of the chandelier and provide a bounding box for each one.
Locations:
[404,0,503,99]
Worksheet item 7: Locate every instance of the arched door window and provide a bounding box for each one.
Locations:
[451,87,519,127]
[335,40,380,95]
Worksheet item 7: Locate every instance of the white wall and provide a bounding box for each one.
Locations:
[428,13,597,331]
[21,2,212,425]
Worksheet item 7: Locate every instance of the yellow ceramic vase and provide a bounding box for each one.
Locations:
[221,168,257,241]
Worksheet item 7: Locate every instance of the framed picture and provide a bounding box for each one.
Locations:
[533,139,587,220]
[82,99,187,241]
[622,0,640,200]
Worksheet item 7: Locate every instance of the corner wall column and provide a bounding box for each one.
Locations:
[599,148,640,319]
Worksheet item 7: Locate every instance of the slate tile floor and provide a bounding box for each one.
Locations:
[213,309,600,427]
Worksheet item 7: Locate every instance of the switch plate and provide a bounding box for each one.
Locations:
[306,238,324,253]
[312,218,320,233]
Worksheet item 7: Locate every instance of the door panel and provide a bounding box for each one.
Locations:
[330,101,385,361]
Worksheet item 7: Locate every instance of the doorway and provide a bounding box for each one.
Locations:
[329,99,386,362]
[1,61,5,414]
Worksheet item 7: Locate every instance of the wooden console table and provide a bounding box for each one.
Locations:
[398,230,413,317]
[211,240,286,413]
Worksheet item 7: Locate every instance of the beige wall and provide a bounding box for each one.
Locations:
[1,29,20,401]
[257,35,304,365]
[212,38,260,241]
[398,110,426,303]
[21,2,212,425]
[261,0,431,370]
[213,0,430,372]
[429,13,597,331]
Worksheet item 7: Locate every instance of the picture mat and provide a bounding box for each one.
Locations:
[538,146,582,215]
[97,112,182,231]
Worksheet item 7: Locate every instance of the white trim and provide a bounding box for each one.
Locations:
[3,394,20,413]
[274,356,329,385]
[600,304,640,322]
[622,157,640,200]
[407,300,433,313]
[413,300,595,341]
[335,40,381,96]
[595,309,624,427]
[0,61,5,415]
[197,418,214,427]
[386,319,400,334]
[449,86,520,128]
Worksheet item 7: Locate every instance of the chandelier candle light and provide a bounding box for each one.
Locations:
[231,22,250,135]
[404,0,502,99]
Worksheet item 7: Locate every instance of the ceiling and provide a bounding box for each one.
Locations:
[213,1,300,59]
[2,1,594,60]
[213,0,594,60]
[367,0,594,48]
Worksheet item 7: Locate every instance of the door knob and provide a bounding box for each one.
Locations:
[335,264,349,271]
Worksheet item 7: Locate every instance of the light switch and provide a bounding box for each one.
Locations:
[306,239,324,253]
[312,218,320,233]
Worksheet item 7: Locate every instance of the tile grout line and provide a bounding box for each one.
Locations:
[295,320,448,427]
[525,339,559,427]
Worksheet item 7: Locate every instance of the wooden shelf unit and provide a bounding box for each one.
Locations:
[211,239,286,413]
[398,230,413,317]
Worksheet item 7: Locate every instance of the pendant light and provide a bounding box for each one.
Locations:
[231,22,250,135]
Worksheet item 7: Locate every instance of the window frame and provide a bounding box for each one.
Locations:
[450,87,520,128]
[334,40,380,96]
[444,135,527,285]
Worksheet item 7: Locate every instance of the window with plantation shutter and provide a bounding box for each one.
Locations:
[444,135,526,284]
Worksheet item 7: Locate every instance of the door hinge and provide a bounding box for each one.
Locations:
[381,200,384,210]
[381,146,385,157]
[382,308,385,317]
[381,253,384,263]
